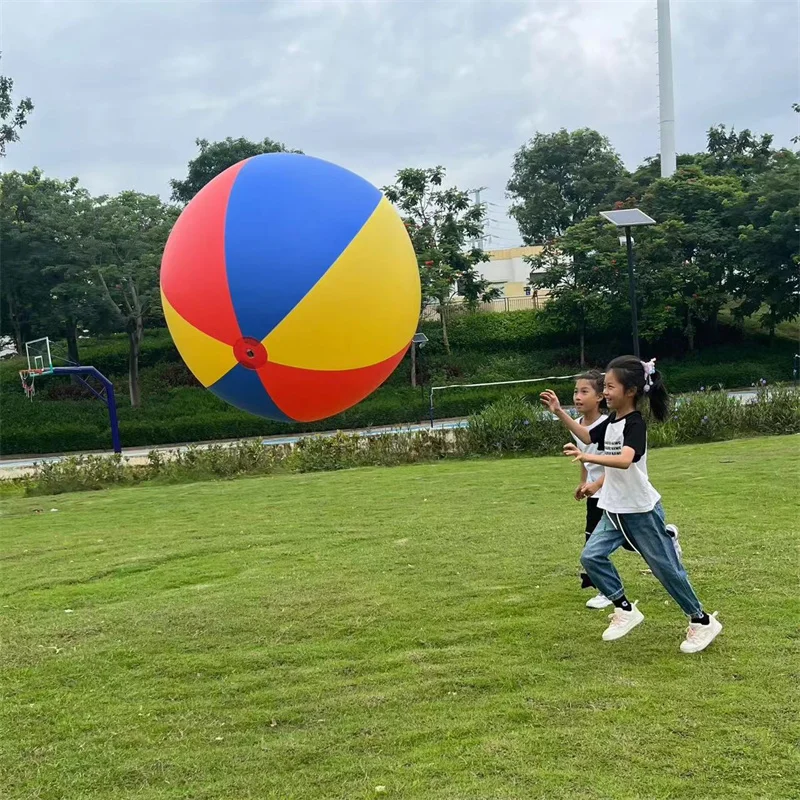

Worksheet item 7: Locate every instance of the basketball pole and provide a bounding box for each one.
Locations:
[41,366,122,454]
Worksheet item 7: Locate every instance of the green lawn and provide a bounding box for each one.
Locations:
[2,437,798,799]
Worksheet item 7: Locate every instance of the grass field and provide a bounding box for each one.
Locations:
[2,436,798,799]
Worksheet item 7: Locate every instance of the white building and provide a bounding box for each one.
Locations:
[421,245,549,318]
[477,245,544,297]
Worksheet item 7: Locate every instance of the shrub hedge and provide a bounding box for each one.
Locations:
[2,311,796,457]
[15,386,800,496]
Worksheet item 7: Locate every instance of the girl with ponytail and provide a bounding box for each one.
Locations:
[540,356,722,654]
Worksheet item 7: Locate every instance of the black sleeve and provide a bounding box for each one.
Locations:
[622,415,647,462]
[589,417,610,449]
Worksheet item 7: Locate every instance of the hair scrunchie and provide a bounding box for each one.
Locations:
[641,358,657,393]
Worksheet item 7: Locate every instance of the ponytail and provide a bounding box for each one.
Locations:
[647,367,669,422]
[606,355,670,422]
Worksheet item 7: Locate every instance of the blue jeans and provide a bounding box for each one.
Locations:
[580,503,704,617]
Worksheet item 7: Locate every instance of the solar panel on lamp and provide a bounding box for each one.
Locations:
[599,209,657,227]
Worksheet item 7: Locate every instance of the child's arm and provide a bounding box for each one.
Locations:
[564,444,635,470]
[540,390,591,444]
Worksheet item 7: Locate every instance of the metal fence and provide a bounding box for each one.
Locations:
[420,291,550,321]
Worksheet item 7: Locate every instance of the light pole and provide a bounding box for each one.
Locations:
[410,332,428,391]
[599,209,657,358]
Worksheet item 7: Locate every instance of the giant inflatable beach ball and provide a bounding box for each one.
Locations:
[160,153,421,422]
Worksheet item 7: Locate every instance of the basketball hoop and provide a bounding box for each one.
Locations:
[19,369,43,400]
[14,343,123,454]
[17,336,56,401]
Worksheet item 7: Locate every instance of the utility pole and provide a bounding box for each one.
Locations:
[472,189,482,250]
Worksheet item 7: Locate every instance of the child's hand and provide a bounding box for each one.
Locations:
[574,483,587,501]
[540,389,562,413]
[582,480,601,497]
[563,443,584,462]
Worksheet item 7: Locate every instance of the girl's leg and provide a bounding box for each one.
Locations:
[581,498,604,590]
[580,513,627,602]
[616,504,705,617]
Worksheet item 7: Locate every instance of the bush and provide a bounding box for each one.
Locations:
[17,388,799,497]
[649,385,800,448]
[743,386,800,435]
[19,430,470,495]
[423,309,551,352]
[1,424,109,456]
[30,454,133,495]
[466,395,564,455]
[2,315,797,457]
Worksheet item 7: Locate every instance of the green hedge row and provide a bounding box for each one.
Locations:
[2,309,796,457]
[0,382,574,455]
[17,387,800,496]
[418,309,556,352]
[1,355,791,456]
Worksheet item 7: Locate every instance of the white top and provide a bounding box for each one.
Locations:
[590,411,661,514]
[571,414,606,487]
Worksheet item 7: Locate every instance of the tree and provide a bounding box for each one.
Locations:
[0,169,117,370]
[633,219,725,350]
[507,128,626,244]
[0,169,58,352]
[43,188,118,367]
[602,153,705,210]
[526,218,622,365]
[702,125,776,179]
[383,167,499,360]
[0,53,34,157]
[637,166,746,347]
[90,192,178,406]
[731,150,800,336]
[599,124,777,212]
[513,121,795,355]
[170,136,301,203]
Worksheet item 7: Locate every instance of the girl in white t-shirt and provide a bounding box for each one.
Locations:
[570,370,612,610]
[541,356,722,654]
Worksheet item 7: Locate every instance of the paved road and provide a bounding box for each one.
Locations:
[0,389,760,475]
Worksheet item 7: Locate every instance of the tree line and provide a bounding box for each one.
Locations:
[517,124,799,364]
[1,57,797,404]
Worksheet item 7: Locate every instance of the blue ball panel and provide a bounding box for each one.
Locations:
[210,364,294,422]
[224,153,382,342]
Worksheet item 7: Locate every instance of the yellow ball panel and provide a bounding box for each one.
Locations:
[263,196,420,371]
[162,289,238,387]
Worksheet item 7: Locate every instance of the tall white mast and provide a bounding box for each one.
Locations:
[657,0,677,177]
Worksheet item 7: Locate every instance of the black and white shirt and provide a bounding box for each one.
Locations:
[589,410,661,514]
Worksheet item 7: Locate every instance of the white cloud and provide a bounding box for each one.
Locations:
[2,0,797,246]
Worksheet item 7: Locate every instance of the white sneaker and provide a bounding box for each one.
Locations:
[666,524,683,561]
[602,602,644,641]
[680,612,722,653]
[586,592,613,609]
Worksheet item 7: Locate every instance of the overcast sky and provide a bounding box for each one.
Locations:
[3,0,798,248]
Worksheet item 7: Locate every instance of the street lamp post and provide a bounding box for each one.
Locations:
[599,209,657,358]
[411,332,428,391]
[624,227,640,357]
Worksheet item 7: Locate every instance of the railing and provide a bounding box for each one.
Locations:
[421,291,550,320]
[428,371,582,426]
